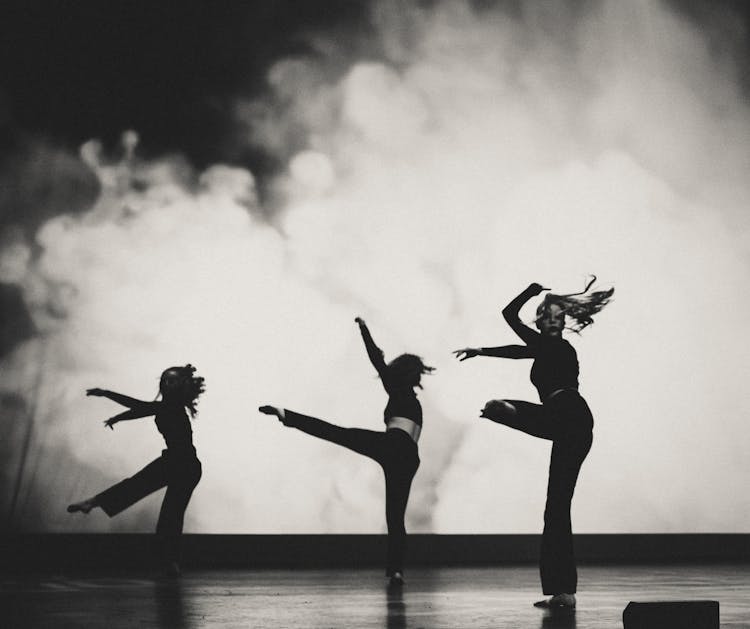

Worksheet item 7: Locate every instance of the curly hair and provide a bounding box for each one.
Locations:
[387,353,435,389]
[159,363,205,418]
[536,276,614,333]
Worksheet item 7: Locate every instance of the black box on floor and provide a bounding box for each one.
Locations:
[623,601,719,629]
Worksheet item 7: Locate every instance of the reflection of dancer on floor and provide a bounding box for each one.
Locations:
[454,278,613,609]
[260,317,434,586]
[67,365,205,576]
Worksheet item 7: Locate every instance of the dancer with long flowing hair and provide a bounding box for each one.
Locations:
[454,278,613,608]
[259,317,434,585]
[67,364,205,575]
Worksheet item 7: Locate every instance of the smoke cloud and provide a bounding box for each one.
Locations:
[2,0,749,533]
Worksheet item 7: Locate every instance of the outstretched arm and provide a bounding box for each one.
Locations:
[87,388,155,412]
[501,283,548,345]
[454,345,535,361]
[355,317,387,377]
[103,405,157,430]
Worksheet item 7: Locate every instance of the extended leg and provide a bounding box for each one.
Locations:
[278,409,388,464]
[94,456,168,517]
[481,399,557,440]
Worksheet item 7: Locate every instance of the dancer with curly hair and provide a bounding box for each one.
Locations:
[259,318,434,586]
[67,364,205,575]
[454,277,613,608]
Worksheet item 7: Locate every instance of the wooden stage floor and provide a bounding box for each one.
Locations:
[3,564,749,628]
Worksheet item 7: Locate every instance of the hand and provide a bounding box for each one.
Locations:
[453,348,480,361]
[87,388,106,397]
[354,317,365,326]
[103,417,118,430]
[527,283,550,296]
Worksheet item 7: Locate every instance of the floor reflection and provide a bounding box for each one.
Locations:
[539,607,577,629]
[4,565,749,629]
[154,578,190,629]
[385,583,407,629]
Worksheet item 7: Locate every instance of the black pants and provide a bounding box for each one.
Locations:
[96,448,202,562]
[490,391,593,595]
[285,410,420,576]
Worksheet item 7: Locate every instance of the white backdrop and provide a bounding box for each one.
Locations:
[2,0,749,534]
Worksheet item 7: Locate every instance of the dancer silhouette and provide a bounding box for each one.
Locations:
[455,278,613,608]
[67,364,205,576]
[260,317,434,585]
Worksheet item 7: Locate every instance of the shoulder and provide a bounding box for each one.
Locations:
[558,337,578,357]
[157,400,184,416]
[542,336,576,354]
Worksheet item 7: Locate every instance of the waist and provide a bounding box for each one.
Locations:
[386,417,421,444]
[162,445,197,457]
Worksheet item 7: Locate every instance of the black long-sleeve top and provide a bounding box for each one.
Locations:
[501,288,579,402]
[154,401,195,451]
[359,324,423,427]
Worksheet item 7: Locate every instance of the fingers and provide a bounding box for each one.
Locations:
[258,405,277,416]
[453,349,475,361]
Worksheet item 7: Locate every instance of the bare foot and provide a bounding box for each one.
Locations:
[258,405,281,417]
[533,593,576,608]
[67,499,96,514]
[258,405,288,422]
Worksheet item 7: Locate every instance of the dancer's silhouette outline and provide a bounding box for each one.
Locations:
[455,278,613,608]
[67,364,205,576]
[260,317,434,585]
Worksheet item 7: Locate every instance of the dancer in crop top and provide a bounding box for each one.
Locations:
[67,364,205,576]
[454,279,613,608]
[260,317,434,585]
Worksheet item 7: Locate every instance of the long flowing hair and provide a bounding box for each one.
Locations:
[536,276,614,333]
[159,363,205,418]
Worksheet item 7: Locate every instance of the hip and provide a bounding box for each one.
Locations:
[543,389,594,432]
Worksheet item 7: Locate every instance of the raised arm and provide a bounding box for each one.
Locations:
[501,283,548,345]
[355,317,387,377]
[454,345,535,361]
[87,388,156,412]
[103,405,159,430]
